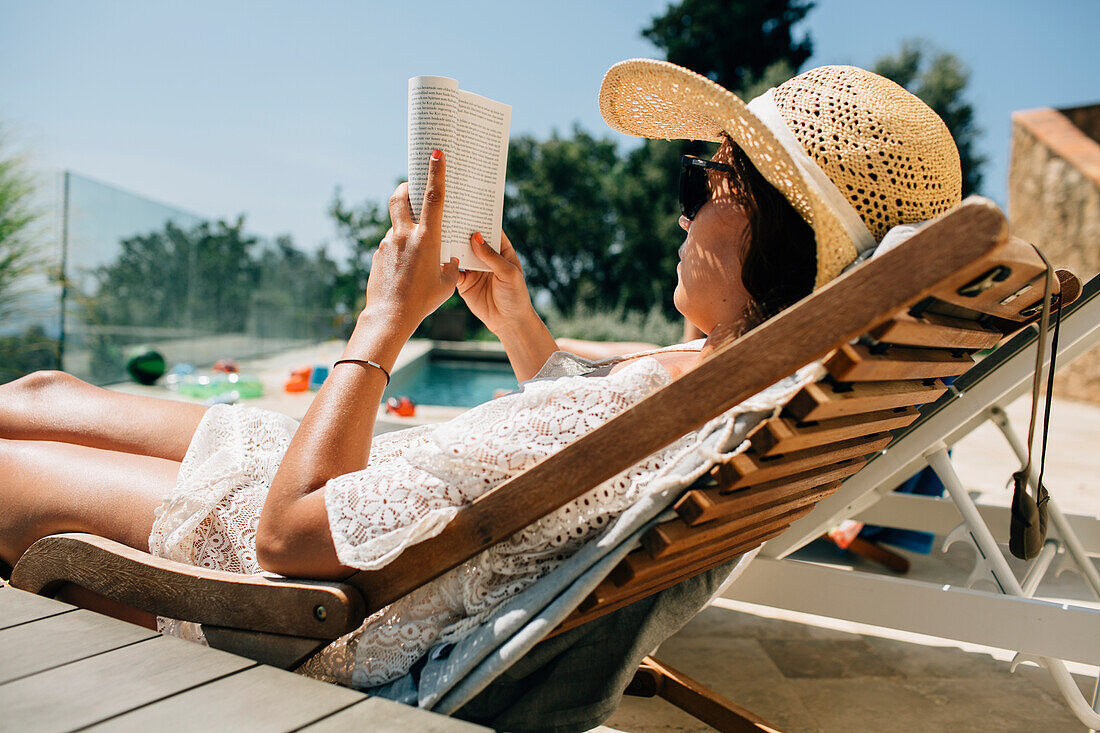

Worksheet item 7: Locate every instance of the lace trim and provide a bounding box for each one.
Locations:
[150,350,821,690]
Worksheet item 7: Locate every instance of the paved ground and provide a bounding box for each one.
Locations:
[108,340,1100,732]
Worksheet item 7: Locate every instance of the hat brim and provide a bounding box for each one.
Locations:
[599,58,858,288]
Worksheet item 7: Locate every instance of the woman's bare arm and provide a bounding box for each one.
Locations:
[456,233,558,382]
[553,338,662,361]
[256,152,458,579]
[493,308,559,382]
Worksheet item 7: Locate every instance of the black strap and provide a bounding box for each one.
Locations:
[1035,293,1062,509]
[1009,252,1060,560]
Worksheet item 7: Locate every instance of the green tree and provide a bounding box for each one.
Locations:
[84,218,261,334]
[0,129,58,383]
[0,131,40,323]
[642,0,813,92]
[252,235,342,338]
[504,128,620,313]
[0,325,56,383]
[874,40,985,196]
[328,189,389,317]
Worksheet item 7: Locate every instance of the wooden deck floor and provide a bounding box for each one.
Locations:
[0,581,486,732]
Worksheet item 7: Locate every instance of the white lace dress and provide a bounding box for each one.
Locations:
[149,349,708,690]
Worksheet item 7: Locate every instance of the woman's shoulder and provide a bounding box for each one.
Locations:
[606,339,705,380]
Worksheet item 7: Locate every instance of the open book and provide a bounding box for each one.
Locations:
[408,76,511,271]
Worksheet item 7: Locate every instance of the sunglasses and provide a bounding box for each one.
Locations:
[679,155,737,221]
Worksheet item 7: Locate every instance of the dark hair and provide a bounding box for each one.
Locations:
[718,138,816,332]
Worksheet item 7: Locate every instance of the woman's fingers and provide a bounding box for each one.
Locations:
[470,233,515,278]
[379,227,394,248]
[441,257,460,285]
[388,184,413,230]
[499,231,522,267]
[418,150,446,233]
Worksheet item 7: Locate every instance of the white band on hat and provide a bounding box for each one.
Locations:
[747,89,877,254]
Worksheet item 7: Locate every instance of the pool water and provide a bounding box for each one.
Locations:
[384,357,518,408]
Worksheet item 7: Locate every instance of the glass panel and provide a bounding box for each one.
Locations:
[0,170,342,386]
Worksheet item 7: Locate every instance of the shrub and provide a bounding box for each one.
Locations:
[544,304,684,346]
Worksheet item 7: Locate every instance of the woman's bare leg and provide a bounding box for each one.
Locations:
[0,437,177,561]
[0,437,181,627]
[0,371,208,462]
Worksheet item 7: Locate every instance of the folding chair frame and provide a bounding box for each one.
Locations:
[727,276,1100,728]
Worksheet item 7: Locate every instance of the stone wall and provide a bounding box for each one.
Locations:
[1009,106,1100,402]
[1060,104,1100,146]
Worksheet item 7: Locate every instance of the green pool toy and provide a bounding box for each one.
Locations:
[126,347,166,385]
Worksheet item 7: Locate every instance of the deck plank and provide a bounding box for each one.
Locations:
[303,696,491,732]
[0,583,75,630]
[0,585,486,732]
[0,609,157,684]
[86,665,364,732]
[0,635,254,732]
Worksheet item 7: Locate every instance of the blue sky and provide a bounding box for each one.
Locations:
[2,0,1097,256]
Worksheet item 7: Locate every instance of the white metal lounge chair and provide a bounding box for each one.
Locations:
[728,272,1100,728]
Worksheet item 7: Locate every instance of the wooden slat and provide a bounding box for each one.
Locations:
[344,199,1009,609]
[0,636,254,731]
[86,665,363,732]
[676,468,850,526]
[754,406,920,456]
[559,525,791,635]
[642,497,818,560]
[202,626,328,670]
[786,379,948,422]
[0,583,74,630]
[634,655,788,733]
[0,609,158,685]
[597,529,781,609]
[825,342,974,382]
[870,312,1002,350]
[716,433,894,490]
[303,697,491,732]
[929,236,1048,321]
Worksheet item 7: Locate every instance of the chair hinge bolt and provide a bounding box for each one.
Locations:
[314,605,327,621]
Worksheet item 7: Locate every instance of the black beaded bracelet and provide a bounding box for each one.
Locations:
[333,358,391,386]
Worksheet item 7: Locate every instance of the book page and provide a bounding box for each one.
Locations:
[407,75,458,261]
[444,90,511,271]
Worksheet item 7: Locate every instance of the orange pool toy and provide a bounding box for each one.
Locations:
[385,396,416,417]
[284,366,311,393]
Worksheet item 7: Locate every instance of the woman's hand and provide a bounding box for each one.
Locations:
[456,230,537,336]
[456,230,558,382]
[365,150,460,335]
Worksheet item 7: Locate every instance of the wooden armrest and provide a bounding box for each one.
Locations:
[11,533,365,639]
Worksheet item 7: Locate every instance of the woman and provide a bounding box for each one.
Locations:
[0,60,961,687]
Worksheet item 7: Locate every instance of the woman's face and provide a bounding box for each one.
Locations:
[673,144,752,335]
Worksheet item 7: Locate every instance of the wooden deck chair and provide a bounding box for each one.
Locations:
[11,197,1070,731]
[727,269,1100,729]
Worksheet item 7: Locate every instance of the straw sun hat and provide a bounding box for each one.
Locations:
[599,59,963,287]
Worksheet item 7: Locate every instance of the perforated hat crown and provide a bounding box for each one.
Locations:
[599,60,963,286]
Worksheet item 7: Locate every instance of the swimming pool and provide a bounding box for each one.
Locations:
[383,351,517,408]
